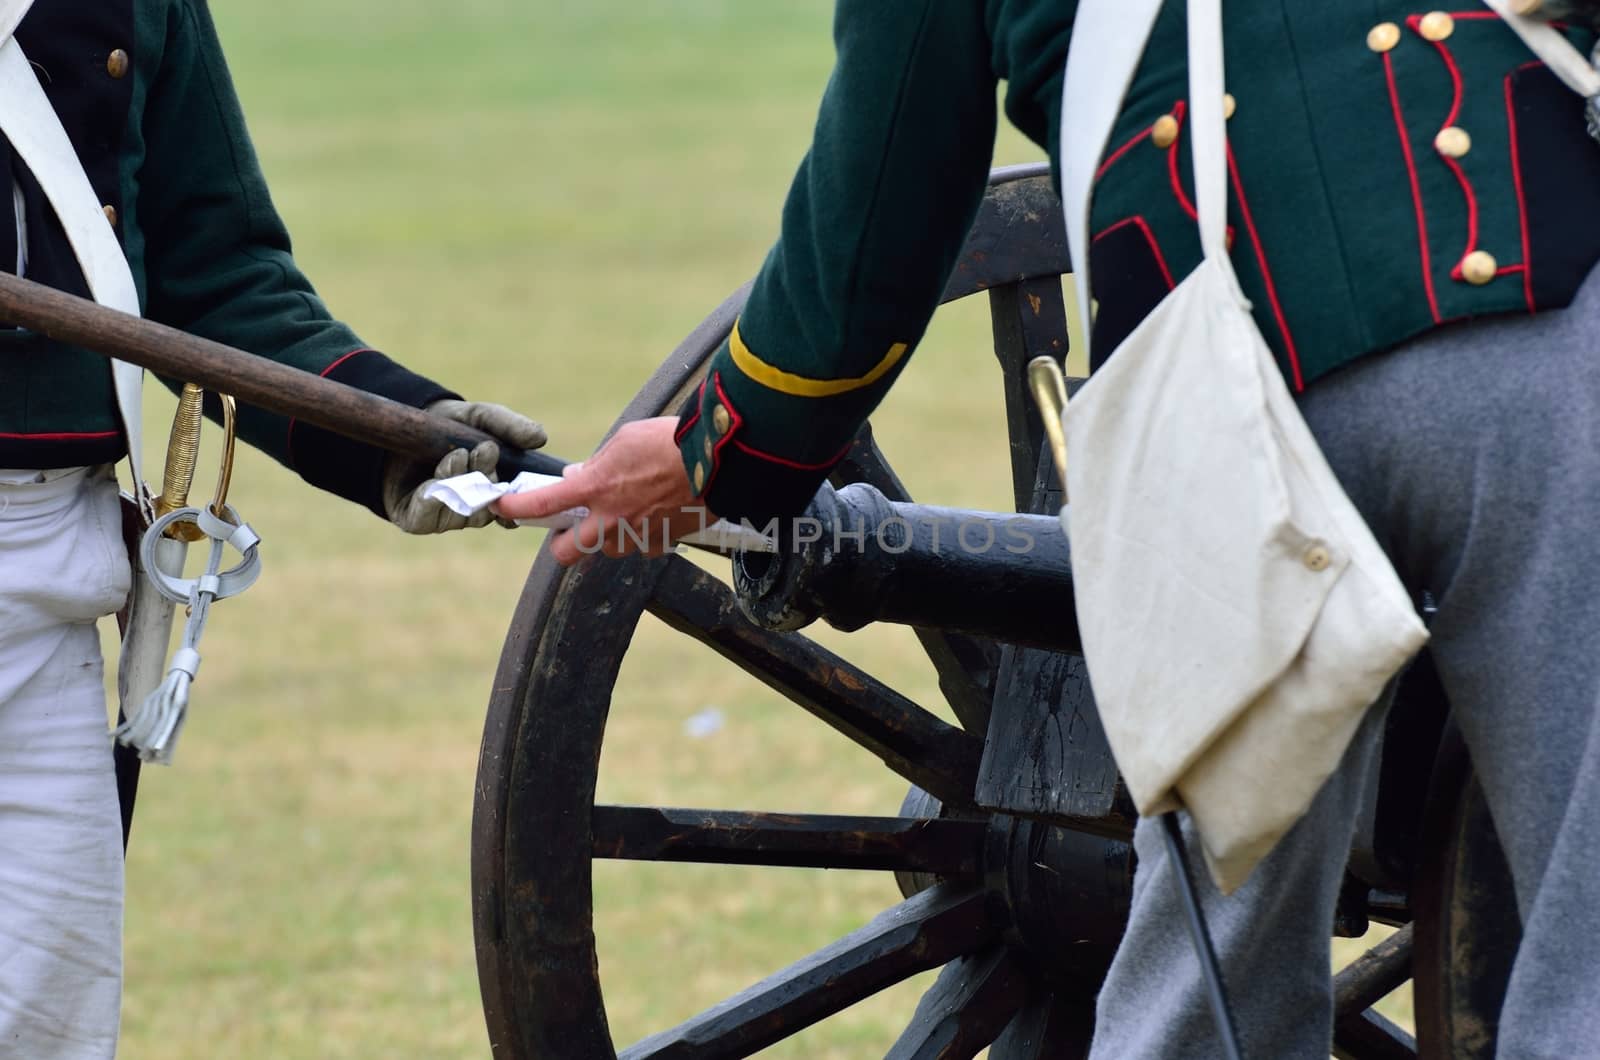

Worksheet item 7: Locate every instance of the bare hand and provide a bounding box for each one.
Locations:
[493,416,711,565]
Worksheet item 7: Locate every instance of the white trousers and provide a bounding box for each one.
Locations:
[0,466,129,1059]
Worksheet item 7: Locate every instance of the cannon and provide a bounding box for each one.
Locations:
[466,164,1515,1058]
[0,143,1520,1058]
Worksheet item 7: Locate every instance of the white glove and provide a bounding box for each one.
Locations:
[382,400,548,534]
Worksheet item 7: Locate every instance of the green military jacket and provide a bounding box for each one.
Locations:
[0,0,453,513]
[676,1,1600,524]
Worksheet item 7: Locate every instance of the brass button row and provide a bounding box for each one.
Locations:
[1367,18,1500,286]
[691,403,736,493]
[1370,11,1455,53]
[1148,94,1235,150]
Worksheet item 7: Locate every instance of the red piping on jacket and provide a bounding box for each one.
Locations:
[1505,61,1542,312]
[1225,145,1305,390]
[699,372,739,495]
[1093,216,1177,291]
[731,437,853,471]
[1164,102,1201,224]
[1163,104,1239,248]
[285,348,374,467]
[704,373,852,481]
[0,430,120,441]
[1382,51,1443,324]
[1410,21,1485,280]
[673,380,706,444]
[1097,124,1154,181]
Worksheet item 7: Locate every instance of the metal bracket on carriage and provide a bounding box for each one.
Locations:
[730,480,1080,654]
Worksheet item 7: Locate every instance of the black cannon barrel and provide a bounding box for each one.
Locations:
[732,482,1081,653]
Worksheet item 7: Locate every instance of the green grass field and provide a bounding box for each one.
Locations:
[113,2,1406,1055]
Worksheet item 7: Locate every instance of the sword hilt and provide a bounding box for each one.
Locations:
[155,383,207,541]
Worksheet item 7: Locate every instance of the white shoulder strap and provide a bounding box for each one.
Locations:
[1061,0,1237,363]
[1481,0,1600,98]
[0,30,149,512]
[0,0,32,46]
[1186,0,1230,264]
[1059,0,1165,366]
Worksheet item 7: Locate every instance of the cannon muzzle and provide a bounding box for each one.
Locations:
[732,481,1081,653]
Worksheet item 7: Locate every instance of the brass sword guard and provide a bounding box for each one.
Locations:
[1026,355,1070,497]
[152,383,242,539]
[209,394,238,520]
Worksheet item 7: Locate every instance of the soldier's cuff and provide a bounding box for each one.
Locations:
[287,348,458,516]
[674,370,846,527]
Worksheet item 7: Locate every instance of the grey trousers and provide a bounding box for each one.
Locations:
[1088,266,1600,1059]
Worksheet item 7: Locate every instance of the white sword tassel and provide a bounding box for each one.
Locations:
[117,383,205,723]
[116,393,261,764]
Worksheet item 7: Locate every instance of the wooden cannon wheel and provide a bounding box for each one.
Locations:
[470,165,1513,1058]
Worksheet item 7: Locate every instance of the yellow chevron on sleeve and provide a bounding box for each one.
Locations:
[727,320,909,398]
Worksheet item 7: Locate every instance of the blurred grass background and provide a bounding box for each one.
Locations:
[111,1,1407,1055]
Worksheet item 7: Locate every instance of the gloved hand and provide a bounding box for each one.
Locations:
[382,399,548,534]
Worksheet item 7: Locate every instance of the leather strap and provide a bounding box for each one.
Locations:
[0,34,150,514]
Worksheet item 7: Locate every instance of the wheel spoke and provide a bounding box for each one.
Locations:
[591,806,985,875]
[618,882,1000,1059]
[883,947,1030,1059]
[987,992,1095,1060]
[646,557,983,808]
[830,427,1001,734]
[1331,926,1415,1059]
[989,276,1068,514]
[1333,924,1413,1018]
[1331,1009,1417,1060]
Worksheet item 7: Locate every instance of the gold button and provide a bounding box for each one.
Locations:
[711,403,732,435]
[1151,114,1180,150]
[1419,12,1455,41]
[692,462,706,493]
[702,436,714,461]
[102,204,118,227]
[1223,93,1237,120]
[1367,22,1401,52]
[1461,250,1498,285]
[1303,544,1332,572]
[106,49,129,79]
[1434,127,1471,159]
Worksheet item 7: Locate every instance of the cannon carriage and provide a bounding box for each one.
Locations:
[469,165,1519,1059]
